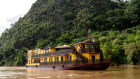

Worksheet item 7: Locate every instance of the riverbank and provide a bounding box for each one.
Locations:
[113,64,140,67]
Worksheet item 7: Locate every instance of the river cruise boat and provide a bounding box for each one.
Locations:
[26,40,111,70]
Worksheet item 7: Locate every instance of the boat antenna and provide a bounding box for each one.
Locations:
[88,29,91,41]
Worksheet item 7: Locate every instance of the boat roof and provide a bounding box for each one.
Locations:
[74,40,98,45]
[55,45,72,49]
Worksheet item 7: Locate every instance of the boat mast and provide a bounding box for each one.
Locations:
[88,29,91,41]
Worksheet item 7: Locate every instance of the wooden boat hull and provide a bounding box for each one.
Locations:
[26,62,111,70]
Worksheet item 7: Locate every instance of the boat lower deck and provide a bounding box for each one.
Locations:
[26,59,111,70]
[26,62,111,70]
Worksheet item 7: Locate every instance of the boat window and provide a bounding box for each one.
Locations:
[55,57,59,61]
[38,58,40,63]
[34,58,39,63]
[92,56,95,64]
[82,44,85,48]
[61,56,63,61]
[92,56,95,60]
[33,52,35,55]
[38,50,40,54]
[69,56,72,61]
[28,52,31,58]
[45,50,49,54]
[67,56,69,61]
[44,58,47,62]
[49,57,52,62]
[87,44,95,49]
[34,58,36,63]
[36,51,38,55]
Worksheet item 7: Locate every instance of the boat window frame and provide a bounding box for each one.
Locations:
[61,56,63,61]
[45,49,49,54]
[36,51,38,55]
[55,57,59,62]
[69,55,72,61]
[87,44,95,49]
[44,58,47,62]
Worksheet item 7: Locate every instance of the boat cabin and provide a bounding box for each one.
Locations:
[26,41,103,66]
[74,41,100,53]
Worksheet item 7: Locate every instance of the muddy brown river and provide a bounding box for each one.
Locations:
[0,66,140,79]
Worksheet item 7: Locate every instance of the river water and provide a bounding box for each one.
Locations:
[0,66,140,79]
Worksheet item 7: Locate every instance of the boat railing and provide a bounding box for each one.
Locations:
[32,49,73,58]
[78,48,100,53]
[40,59,111,65]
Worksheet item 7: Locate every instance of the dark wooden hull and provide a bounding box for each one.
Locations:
[26,63,111,70]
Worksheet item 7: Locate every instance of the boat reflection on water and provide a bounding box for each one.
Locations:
[26,66,140,79]
[26,68,112,79]
[0,66,140,79]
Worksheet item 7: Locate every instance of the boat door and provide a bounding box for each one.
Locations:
[92,56,95,64]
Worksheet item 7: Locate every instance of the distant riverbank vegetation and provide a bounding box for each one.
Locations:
[0,0,140,66]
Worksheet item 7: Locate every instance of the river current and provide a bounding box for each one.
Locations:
[0,66,140,79]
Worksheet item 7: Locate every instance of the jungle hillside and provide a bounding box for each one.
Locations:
[0,0,140,66]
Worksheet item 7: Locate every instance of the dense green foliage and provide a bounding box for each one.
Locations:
[0,0,140,65]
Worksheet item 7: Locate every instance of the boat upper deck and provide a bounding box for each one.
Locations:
[32,49,73,58]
